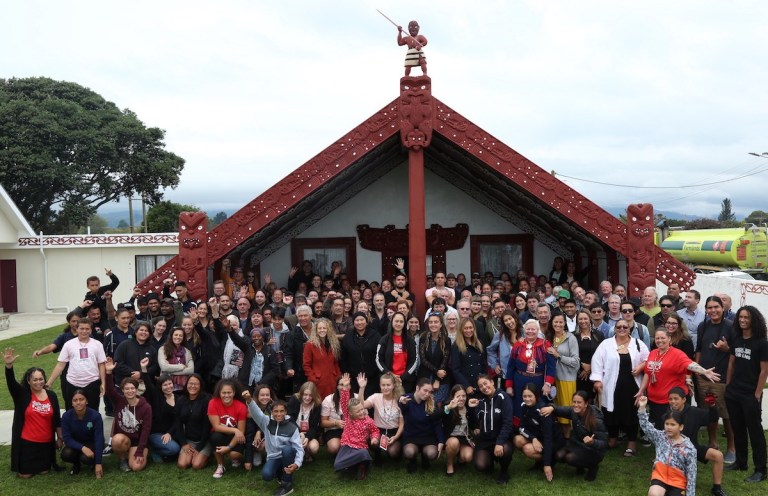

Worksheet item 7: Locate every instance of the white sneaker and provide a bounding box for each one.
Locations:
[213,464,225,479]
[231,459,241,469]
[253,452,263,467]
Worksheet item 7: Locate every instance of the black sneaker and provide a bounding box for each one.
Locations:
[585,465,599,481]
[496,472,510,485]
[724,464,747,472]
[421,457,430,470]
[406,459,417,474]
[711,487,729,496]
[69,464,81,476]
[273,482,294,496]
[745,472,766,483]
[102,445,113,456]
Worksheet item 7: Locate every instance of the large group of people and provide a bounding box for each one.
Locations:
[5,258,767,496]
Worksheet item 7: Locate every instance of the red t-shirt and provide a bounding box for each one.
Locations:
[645,347,692,404]
[392,334,407,376]
[207,397,247,431]
[21,396,54,442]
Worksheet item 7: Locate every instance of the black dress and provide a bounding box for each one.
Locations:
[574,330,603,399]
[607,353,639,434]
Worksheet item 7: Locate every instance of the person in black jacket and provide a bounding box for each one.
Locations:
[467,375,514,484]
[284,305,312,393]
[226,327,280,392]
[112,322,160,387]
[541,390,609,481]
[418,313,451,406]
[451,318,487,397]
[340,312,381,398]
[376,312,419,393]
[287,381,322,463]
[175,374,212,470]
[514,382,565,482]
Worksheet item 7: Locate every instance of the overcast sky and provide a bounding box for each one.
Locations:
[4,1,768,219]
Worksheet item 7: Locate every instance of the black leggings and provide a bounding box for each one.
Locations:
[556,443,602,469]
[474,442,513,474]
[61,445,95,468]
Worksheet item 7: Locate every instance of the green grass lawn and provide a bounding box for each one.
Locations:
[0,326,765,495]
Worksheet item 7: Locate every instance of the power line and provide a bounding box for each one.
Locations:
[554,161,768,189]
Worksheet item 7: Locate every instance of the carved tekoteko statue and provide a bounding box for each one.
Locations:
[397,20,428,76]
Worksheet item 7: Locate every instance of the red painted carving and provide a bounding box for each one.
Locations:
[358,224,468,280]
[399,76,433,150]
[177,211,208,300]
[136,258,177,296]
[626,204,657,297]
[655,246,696,291]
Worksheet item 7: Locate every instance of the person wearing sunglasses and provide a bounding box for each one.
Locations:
[608,302,650,348]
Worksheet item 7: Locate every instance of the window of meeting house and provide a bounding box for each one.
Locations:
[291,237,358,281]
[136,254,175,282]
[470,234,533,278]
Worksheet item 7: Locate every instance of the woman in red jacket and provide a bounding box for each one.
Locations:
[303,318,341,398]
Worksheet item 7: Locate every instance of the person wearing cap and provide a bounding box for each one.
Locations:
[555,289,571,315]
[138,293,162,322]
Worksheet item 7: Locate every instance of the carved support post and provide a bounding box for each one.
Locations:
[178,211,209,301]
[626,204,657,298]
[400,75,433,316]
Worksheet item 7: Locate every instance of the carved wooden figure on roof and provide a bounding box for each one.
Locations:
[397,21,428,76]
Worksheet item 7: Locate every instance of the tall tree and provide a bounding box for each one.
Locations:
[744,210,768,226]
[146,201,200,232]
[0,77,185,233]
[209,211,228,229]
[718,198,736,222]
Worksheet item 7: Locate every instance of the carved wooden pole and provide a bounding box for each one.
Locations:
[178,211,209,301]
[399,75,433,316]
[626,204,657,298]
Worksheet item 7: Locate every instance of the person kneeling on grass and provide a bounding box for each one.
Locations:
[104,357,152,473]
[637,395,697,496]
[540,390,608,481]
[243,390,303,496]
[334,373,381,480]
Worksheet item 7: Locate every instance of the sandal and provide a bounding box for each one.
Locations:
[623,448,636,457]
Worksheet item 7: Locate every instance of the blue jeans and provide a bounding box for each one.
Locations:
[262,446,296,483]
[149,433,181,458]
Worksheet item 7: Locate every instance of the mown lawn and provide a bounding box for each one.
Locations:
[0,326,765,495]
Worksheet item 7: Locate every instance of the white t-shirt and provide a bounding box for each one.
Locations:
[367,393,400,429]
[59,338,106,387]
[321,393,343,432]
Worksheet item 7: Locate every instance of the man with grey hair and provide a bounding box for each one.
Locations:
[536,302,551,337]
[599,280,613,305]
[713,292,735,321]
[285,304,312,393]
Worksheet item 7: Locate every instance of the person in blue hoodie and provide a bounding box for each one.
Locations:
[242,390,303,496]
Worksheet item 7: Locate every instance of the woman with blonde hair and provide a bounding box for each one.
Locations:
[303,318,341,398]
[451,318,486,397]
[287,381,322,463]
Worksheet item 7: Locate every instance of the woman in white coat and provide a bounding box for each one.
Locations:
[589,319,649,457]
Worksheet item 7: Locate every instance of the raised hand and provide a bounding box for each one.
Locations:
[242,390,252,404]
[357,373,367,389]
[3,347,19,367]
[104,357,116,373]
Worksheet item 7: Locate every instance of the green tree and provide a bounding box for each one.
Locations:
[76,214,109,234]
[146,201,199,232]
[718,198,736,222]
[209,211,228,229]
[0,77,185,234]
[744,210,768,226]
[117,219,129,229]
